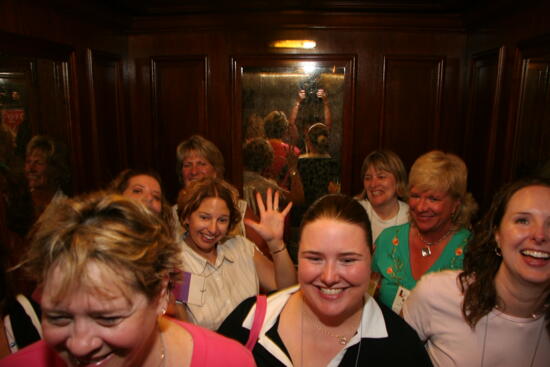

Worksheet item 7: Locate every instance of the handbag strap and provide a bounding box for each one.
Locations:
[245,294,267,351]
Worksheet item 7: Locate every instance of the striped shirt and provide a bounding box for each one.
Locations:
[180,235,259,330]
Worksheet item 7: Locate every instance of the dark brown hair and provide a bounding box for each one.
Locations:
[300,194,373,252]
[108,168,176,237]
[459,177,550,335]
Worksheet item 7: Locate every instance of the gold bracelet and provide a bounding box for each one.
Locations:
[270,244,286,255]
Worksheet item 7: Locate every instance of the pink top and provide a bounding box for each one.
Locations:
[403,270,550,367]
[0,318,255,367]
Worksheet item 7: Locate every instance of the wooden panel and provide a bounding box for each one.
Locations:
[88,50,127,188]
[464,48,503,209]
[380,55,444,169]
[512,36,550,178]
[150,56,207,201]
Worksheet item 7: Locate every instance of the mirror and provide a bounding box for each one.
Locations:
[233,55,355,248]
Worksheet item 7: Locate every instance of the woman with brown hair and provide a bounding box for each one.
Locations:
[176,178,297,330]
[403,177,550,367]
[356,150,409,242]
[108,168,177,238]
[218,194,432,366]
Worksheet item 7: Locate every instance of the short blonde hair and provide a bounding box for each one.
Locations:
[24,191,181,301]
[409,150,478,228]
[175,135,225,184]
[359,150,408,200]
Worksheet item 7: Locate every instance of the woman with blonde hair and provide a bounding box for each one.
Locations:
[0,192,255,366]
[372,150,478,314]
[357,150,409,242]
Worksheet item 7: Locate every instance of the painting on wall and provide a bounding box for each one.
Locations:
[0,71,30,156]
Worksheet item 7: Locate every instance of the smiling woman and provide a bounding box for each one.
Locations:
[218,194,432,367]
[0,192,255,367]
[403,177,550,367]
[175,178,297,330]
[372,150,478,314]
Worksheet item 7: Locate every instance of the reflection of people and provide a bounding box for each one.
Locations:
[108,168,177,238]
[297,123,339,209]
[218,194,432,366]
[403,177,550,367]
[263,110,300,189]
[356,150,409,242]
[243,138,289,217]
[177,178,297,330]
[288,86,332,151]
[24,135,69,221]
[372,150,478,314]
[0,192,255,366]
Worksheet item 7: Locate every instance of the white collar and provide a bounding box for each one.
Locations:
[181,238,235,272]
[242,285,389,365]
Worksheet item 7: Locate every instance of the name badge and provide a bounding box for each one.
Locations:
[391,285,410,314]
[173,272,205,306]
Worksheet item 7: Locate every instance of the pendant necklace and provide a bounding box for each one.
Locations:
[300,296,363,367]
[417,228,453,257]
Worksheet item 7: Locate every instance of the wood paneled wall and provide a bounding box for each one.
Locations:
[1,0,548,212]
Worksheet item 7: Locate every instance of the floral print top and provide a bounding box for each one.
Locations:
[372,222,470,311]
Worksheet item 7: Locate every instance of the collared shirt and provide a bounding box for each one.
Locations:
[181,235,259,330]
[241,285,388,367]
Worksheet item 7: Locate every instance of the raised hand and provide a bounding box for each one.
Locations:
[244,188,292,249]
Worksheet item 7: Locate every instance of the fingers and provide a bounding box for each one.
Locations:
[273,189,280,211]
[255,190,266,214]
[281,201,293,217]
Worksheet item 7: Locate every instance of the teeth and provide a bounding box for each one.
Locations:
[521,250,550,259]
[201,233,215,240]
[320,288,343,295]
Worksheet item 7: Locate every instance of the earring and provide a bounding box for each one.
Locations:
[494,246,502,257]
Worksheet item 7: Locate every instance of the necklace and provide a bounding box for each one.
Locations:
[159,329,166,367]
[417,228,453,257]
[300,295,363,367]
[481,309,545,367]
[311,320,353,345]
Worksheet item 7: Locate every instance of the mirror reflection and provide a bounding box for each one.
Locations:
[241,63,346,247]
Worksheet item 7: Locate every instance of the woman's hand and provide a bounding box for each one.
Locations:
[244,188,292,251]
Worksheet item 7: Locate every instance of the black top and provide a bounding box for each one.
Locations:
[218,294,433,367]
[297,157,339,208]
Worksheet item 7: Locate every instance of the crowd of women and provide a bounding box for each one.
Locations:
[0,126,548,366]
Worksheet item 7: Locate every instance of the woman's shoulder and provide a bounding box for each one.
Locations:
[365,301,433,365]
[170,320,255,366]
[376,222,410,244]
[415,270,461,295]
[0,341,65,367]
